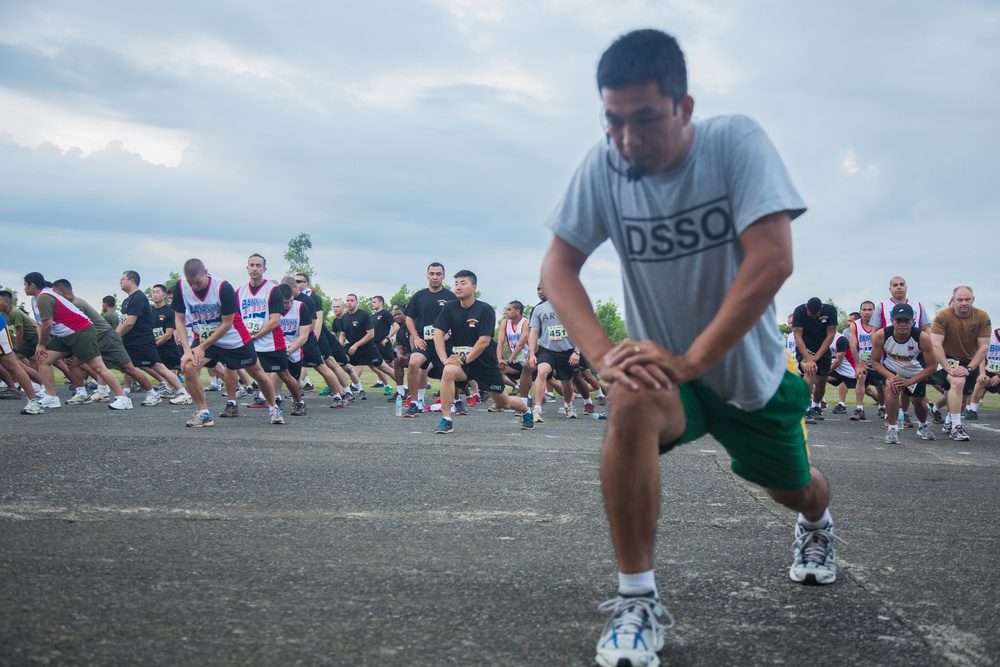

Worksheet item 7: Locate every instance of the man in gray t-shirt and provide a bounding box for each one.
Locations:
[526,283,581,421]
[539,30,839,666]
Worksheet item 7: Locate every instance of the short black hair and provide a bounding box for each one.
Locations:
[860,300,875,309]
[152,284,167,292]
[453,270,477,285]
[806,297,823,314]
[123,270,141,286]
[52,278,72,291]
[597,29,687,108]
[23,272,49,289]
[0,290,12,300]
[427,262,444,273]
[102,295,116,309]
[249,253,267,266]
[279,284,293,299]
[507,300,524,314]
[849,311,861,320]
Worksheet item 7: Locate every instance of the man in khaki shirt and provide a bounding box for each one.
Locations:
[930,285,991,441]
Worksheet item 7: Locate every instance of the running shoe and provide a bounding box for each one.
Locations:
[269,405,285,425]
[434,417,453,434]
[358,389,367,401]
[942,420,952,433]
[963,408,979,421]
[488,404,506,412]
[156,385,175,398]
[454,399,467,416]
[84,392,112,404]
[807,406,824,421]
[249,396,268,408]
[903,413,914,428]
[596,396,608,407]
[66,394,89,405]
[20,400,43,415]
[319,386,333,396]
[949,425,970,441]
[584,403,595,414]
[404,403,420,418]
[204,384,221,392]
[372,381,385,388]
[39,395,62,409]
[235,386,251,399]
[520,411,534,430]
[467,394,479,407]
[789,521,842,585]
[544,393,556,403]
[169,390,193,405]
[0,388,23,400]
[832,404,848,414]
[186,410,214,428]
[302,382,315,392]
[804,410,816,425]
[291,401,307,416]
[383,386,393,396]
[819,400,827,410]
[141,392,162,406]
[108,396,133,410]
[595,593,672,667]
[565,403,578,419]
[884,429,899,444]
[932,409,945,424]
[532,405,544,423]
[849,407,866,421]
[917,424,936,441]
[220,403,239,418]
[877,407,887,419]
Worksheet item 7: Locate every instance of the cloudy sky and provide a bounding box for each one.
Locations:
[2,1,997,329]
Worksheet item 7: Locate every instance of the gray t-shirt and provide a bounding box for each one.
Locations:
[546,115,806,410]
[529,300,574,352]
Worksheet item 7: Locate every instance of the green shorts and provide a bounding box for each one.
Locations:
[670,370,812,492]
[45,326,102,363]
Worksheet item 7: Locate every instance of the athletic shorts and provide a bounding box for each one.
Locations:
[796,350,832,377]
[97,330,133,370]
[667,369,812,492]
[158,345,183,370]
[457,358,506,394]
[410,342,445,379]
[123,337,163,368]
[318,329,333,358]
[301,348,324,368]
[826,370,857,389]
[287,359,303,379]
[503,360,525,375]
[348,343,384,368]
[203,342,258,370]
[377,342,396,363]
[17,334,39,358]
[930,367,979,395]
[983,371,1000,394]
[45,326,102,363]
[326,333,350,365]
[536,347,580,381]
[257,350,289,373]
[862,368,884,387]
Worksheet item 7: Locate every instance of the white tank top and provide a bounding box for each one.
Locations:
[829,332,855,378]
[179,276,249,350]
[238,282,285,353]
[852,320,874,363]
[881,326,924,377]
[505,317,526,361]
[986,328,1000,374]
[280,301,305,363]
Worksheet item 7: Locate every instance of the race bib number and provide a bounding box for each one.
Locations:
[198,326,217,342]
[153,327,165,338]
[947,358,960,367]
[452,346,472,358]
[987,361,1000,373]
[860,351,872,361]
[245,319,263,334]
[547,325,566,341]
[423,325,436,340]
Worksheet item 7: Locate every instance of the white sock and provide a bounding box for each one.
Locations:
[618,570,658,597]
[887,424,898,431]
[798,508,832,529]
[838,402,846,407]
[950,414,962,427]
[585,398,594,407]
[811,401,820,408]
[417,388,426,401]
[520,397,529,407]
[352,383,362,391]
[75,386,87,397]
[397,387,406,396]
[969,403,979,411]
[596,389,605,398]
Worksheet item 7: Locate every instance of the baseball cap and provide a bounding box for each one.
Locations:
[890,302,914,321]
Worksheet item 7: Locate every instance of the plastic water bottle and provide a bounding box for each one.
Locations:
[395,394,403,417]
[591,413,607,420]
[897,407,905,425]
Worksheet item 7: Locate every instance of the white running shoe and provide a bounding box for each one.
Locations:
[108,396,133,410]
[84,392,112,404]
[269,405,285,425]
[884,429,899,444]
[21,400,44,415]
[532,405,544,423]
[565,403,578,419]
[596,593,673,667]
[789,521,844,585]
[39,395,62,409]
[169,390,193,405]
[916,424,936,441]
[141,392,162,406]
[66,393,89,405]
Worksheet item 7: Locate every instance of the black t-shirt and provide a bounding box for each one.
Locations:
[170,281,239,316]
[343,309,374,346]
[294,293,320,357]
[331,314,347,336]
[394,324,411,354]
[434,298,497,360]
[152,304,181,351]
[792,303,838,351]
[406,287,457,340]
[372,309,393,345]
[121,290,156,342]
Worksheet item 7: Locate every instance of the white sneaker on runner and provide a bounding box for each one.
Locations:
[596,592,673,667]
[789,521,844,585]
[108,396,133,410]
[39,395,62,409]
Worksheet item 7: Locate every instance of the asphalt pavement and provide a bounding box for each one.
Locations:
[1,389,997,666]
